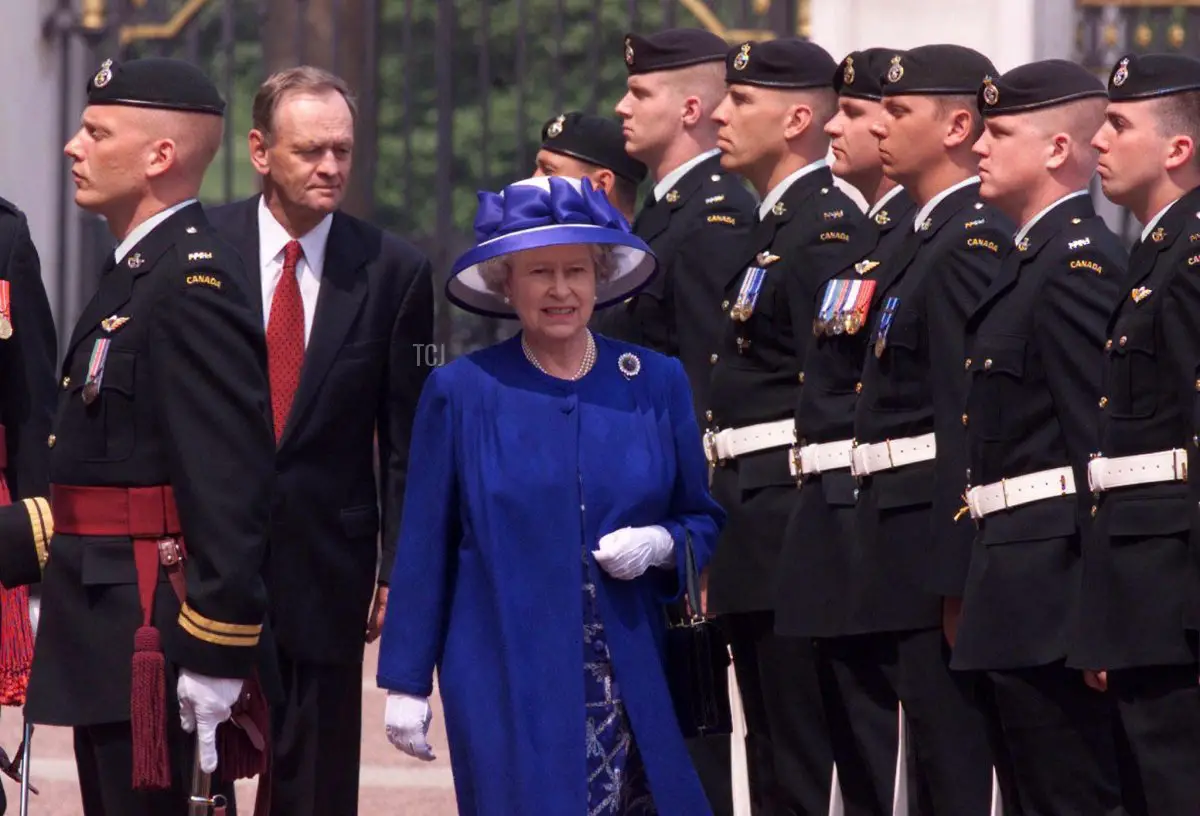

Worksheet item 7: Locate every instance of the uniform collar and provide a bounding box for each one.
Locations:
[1140,197,1180,242]
[113,198,197,264]
[653,149,721,202]
[757,159,829,221]
[911,176,980,233]
[257,195,334,278]
[868,184,905,220]
[1013,190,1090,246]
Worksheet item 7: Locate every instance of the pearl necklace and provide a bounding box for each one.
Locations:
[522,330,596,381]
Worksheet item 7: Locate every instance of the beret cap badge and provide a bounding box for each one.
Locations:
[1113,57,1129,87]
[93,59,114,89]
[733,43,751,72]
[625,37,634,66]
[887,55,904,84]
[843,56,855,85]
[547,114,565,139]
[982,76,999,106]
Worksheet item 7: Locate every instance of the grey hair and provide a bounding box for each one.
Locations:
[477,244,618,295]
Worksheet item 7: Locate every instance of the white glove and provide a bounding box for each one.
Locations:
[385,692,436,761]
[27,593,39,638]
[177,670,244,773]
[593,525,676,580]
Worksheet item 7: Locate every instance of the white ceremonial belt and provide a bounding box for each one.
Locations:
[789,439,855,478]
[704,420,794,465]
[965,467,1075,520]
[1086,449,1188,493]
[850,433,937,477]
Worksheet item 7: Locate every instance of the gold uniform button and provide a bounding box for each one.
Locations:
[798,372,805,384]
[705,410,713,422]
[47,434,56,448]
[61,376,70,389]
[1099,396,1108,408]
[710,353,718,364]
[1194,434,1199,447]
[1091,505,1098,517]
[964,358,971,370]
[722,300,730,311]
[1104,340,1113,351]
[1119,336,1127,347]
[855,382,863,394]
[983,358,993,370]
[1195,379,1200,391]
[961,413,969,426]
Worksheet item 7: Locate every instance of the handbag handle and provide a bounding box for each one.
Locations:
[682,531,705,624]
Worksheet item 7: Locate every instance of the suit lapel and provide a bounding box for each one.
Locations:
[231,196,264,323]
[729,166,834,286]
[279,212,368,448]
[66,204,204,363]
[875,183,980,296]
[635,154,724,244]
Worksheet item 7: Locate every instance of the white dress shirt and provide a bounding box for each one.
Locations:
[653,149,722,202]
[911,176,981,233]
[757,159,829,221]
[258,196,332,347]
[868,185,906,221]
[113,199,198,264]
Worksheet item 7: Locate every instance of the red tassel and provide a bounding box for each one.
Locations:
[130,625,170,790]
[0,477,31,707]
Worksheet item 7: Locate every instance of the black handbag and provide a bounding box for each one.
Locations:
[663,533,733,739]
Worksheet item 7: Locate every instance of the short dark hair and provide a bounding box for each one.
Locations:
[252,66,358,142]
[935,94,985,142]
[1155,91,1200,163]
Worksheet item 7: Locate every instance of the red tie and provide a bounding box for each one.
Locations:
[267,240,305,444]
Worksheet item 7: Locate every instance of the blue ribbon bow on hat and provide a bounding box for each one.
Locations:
[473,176,630,243]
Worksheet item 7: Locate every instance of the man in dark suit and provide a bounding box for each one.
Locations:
[4,57,276,815]
[953,60,1128,816]
[206,65,434,816]
[532,111,647,222]
[847,45,1010,814]
[706,38,864,815]
[1071,52,1200,815]
[605,28,757,420]
[773,47,917,816]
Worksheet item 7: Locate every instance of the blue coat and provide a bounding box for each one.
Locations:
[377,333,725,815]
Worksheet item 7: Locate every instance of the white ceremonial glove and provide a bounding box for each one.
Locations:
[593,525,676,580]
[385,691,436,761]
[27,592,39,638]
[177,670,245,773]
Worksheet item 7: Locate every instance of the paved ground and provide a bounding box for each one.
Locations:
[0,642,458,814]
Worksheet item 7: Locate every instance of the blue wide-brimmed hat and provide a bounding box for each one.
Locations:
[447,176,658,319]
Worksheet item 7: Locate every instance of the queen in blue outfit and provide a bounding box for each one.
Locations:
[376,176,724,814]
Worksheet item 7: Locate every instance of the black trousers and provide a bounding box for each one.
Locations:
[984,663,1126,816]
[74,720,237,816]
[819,635,900,816]
[1108,664,1200,816]
[268,650,363,816]
[724,610,833,816]
[825,627,994,816]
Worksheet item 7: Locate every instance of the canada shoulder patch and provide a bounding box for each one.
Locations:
[966,237,999,253]
[185,274,222,290]
[1069,259,1103,275]
[820,231,850,242]
[707,214,737,226]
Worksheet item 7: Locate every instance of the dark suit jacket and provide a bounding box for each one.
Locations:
[592,153,757,420]
[952,195,1125,671]
[208,196,434,665]
[705,167,865,615]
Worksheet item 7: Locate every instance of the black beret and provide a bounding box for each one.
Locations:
[539,112,648,184]
[834,48,904,101]
[881,44,997,97]
[1106,52,1200,101]
[85,57,225,116]
[978,59,1106,116]
[624,28,727,75]
[725,37,836,90]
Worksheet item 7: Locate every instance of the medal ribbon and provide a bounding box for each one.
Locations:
[87,338,111,389]
[732,266,767,320]
[0,281,11,324]
[872,296,900,343]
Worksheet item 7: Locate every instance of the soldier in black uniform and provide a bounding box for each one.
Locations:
[532,111,648,222]
[705,38,864,815]
[0,58,276,815]
[1071,52,1200,815]
[773,48,917,816]
[605,28,757,419]
[846,45,1010,815]
[951,60,1128,816]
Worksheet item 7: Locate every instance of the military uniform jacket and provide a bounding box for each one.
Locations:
[592,153,755,420]
[0,197,57,502]
[847,181,1010,634]
[705,166,865,615]
[25,204,276,726]
[1071,185,1200,672]
[952,194,1125,672]
[774,188,917,638]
